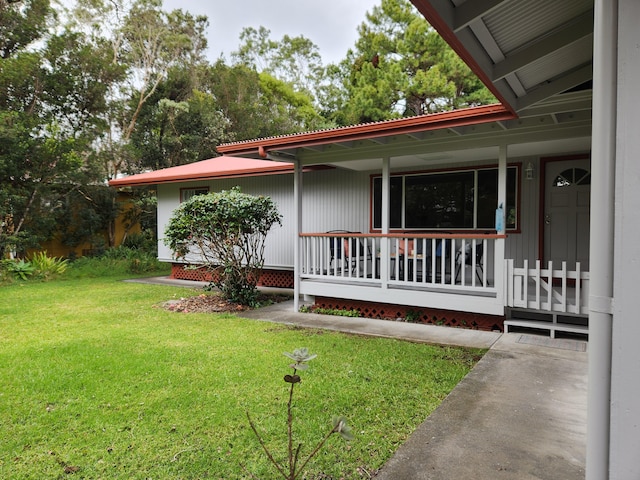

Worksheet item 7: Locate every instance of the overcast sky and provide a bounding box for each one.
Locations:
[161,0,380,65]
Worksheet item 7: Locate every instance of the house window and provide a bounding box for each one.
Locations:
[180,187,209,202]
[372,166,518,230]
[553,168,591,187]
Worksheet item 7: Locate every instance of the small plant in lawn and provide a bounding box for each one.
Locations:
[29,251,69,279]
[1,258,36,280]
[247,348,353,480]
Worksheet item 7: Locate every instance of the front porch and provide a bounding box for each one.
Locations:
[299,232,589,333]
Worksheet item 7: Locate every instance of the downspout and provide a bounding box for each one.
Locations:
[586,0,617,478]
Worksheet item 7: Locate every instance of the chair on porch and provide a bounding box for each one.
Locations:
[327,231,370,274]
[455,242,485,285]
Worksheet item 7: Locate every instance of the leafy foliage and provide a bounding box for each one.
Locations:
[1,258,35,280]
[330,0,495,124]
[164,187,282,305]
[0,0,495,258]
[28,251,68,279]
[232,26,326,106]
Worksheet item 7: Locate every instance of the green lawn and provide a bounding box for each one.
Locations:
[0,276,484,479]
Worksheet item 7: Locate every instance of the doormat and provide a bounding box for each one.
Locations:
[517,334,587,352]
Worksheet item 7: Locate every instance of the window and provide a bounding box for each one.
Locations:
[372,166,518,230]
[180,187,209,202]
[553,168,591,187]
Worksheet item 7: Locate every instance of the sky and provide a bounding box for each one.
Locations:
[161,0,381,65]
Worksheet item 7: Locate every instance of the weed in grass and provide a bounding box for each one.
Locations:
[246,348,353,480]
[29,251,69,279]
[299,305,361,317]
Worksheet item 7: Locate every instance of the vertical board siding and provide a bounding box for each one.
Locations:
[157,168,369,269]
[302,169,371,234]
[506,156,540,264]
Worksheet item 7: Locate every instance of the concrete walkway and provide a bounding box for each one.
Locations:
[127,277,588,479]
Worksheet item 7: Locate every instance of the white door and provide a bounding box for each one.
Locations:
[544,159,591,270]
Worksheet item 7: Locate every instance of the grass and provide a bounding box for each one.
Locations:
[0,275,485,479]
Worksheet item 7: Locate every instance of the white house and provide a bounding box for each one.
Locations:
[111,0,640,477]
[111,102,592,332]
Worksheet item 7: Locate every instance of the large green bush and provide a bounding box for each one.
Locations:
[164,187,282,305]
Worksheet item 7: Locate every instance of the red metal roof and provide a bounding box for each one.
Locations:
[108,156,294,187]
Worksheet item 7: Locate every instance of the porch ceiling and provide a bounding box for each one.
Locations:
[410,0,594,114]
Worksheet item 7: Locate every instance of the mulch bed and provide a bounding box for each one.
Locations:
[161,292,291,314]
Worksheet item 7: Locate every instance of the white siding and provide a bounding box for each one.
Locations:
[506,156,540,264]
[302,168,371,233]
[157,168,370,269]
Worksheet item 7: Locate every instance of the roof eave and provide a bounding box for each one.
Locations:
[217,104,515,156]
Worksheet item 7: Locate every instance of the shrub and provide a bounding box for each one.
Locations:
[122,230,157,254]
[63,248,168,279]
[164,187,281,306]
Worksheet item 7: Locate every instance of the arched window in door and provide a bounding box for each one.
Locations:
[553,168,591,187]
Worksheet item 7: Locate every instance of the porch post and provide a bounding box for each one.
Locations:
[293,159,302,312]
[609,1,640,475]
[586,0,616,477]
[495,144,507,308]
[380,157,390,287]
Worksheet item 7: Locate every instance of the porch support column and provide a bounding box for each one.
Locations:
[586,0,616,478]
[293,159,302,312]
[380,157,390,288]
[495,144,507,307]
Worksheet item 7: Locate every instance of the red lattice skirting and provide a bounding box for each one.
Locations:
[314,297,504,332]
[170,263,294,289]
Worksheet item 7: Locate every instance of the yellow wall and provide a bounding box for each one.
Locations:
[27,192,142,259]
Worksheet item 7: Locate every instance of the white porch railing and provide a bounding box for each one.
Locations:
[505,259,590,315]
[300,233,499,293]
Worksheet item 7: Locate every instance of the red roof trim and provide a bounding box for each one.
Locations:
[217,104,514,156]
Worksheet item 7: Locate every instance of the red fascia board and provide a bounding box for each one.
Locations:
[217,104,514,156]
[108,156,294,187]
[410,0,516,115]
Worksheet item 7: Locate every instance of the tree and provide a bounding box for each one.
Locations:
[232,26,325,105]
[67,0,210,178]
[129,66,230,171]
[164,187,282,306]
[0,0,50,59]
[229,27,334,135]
[330,0,495,125]
[0,0,122,256]
[203,60,330,142]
